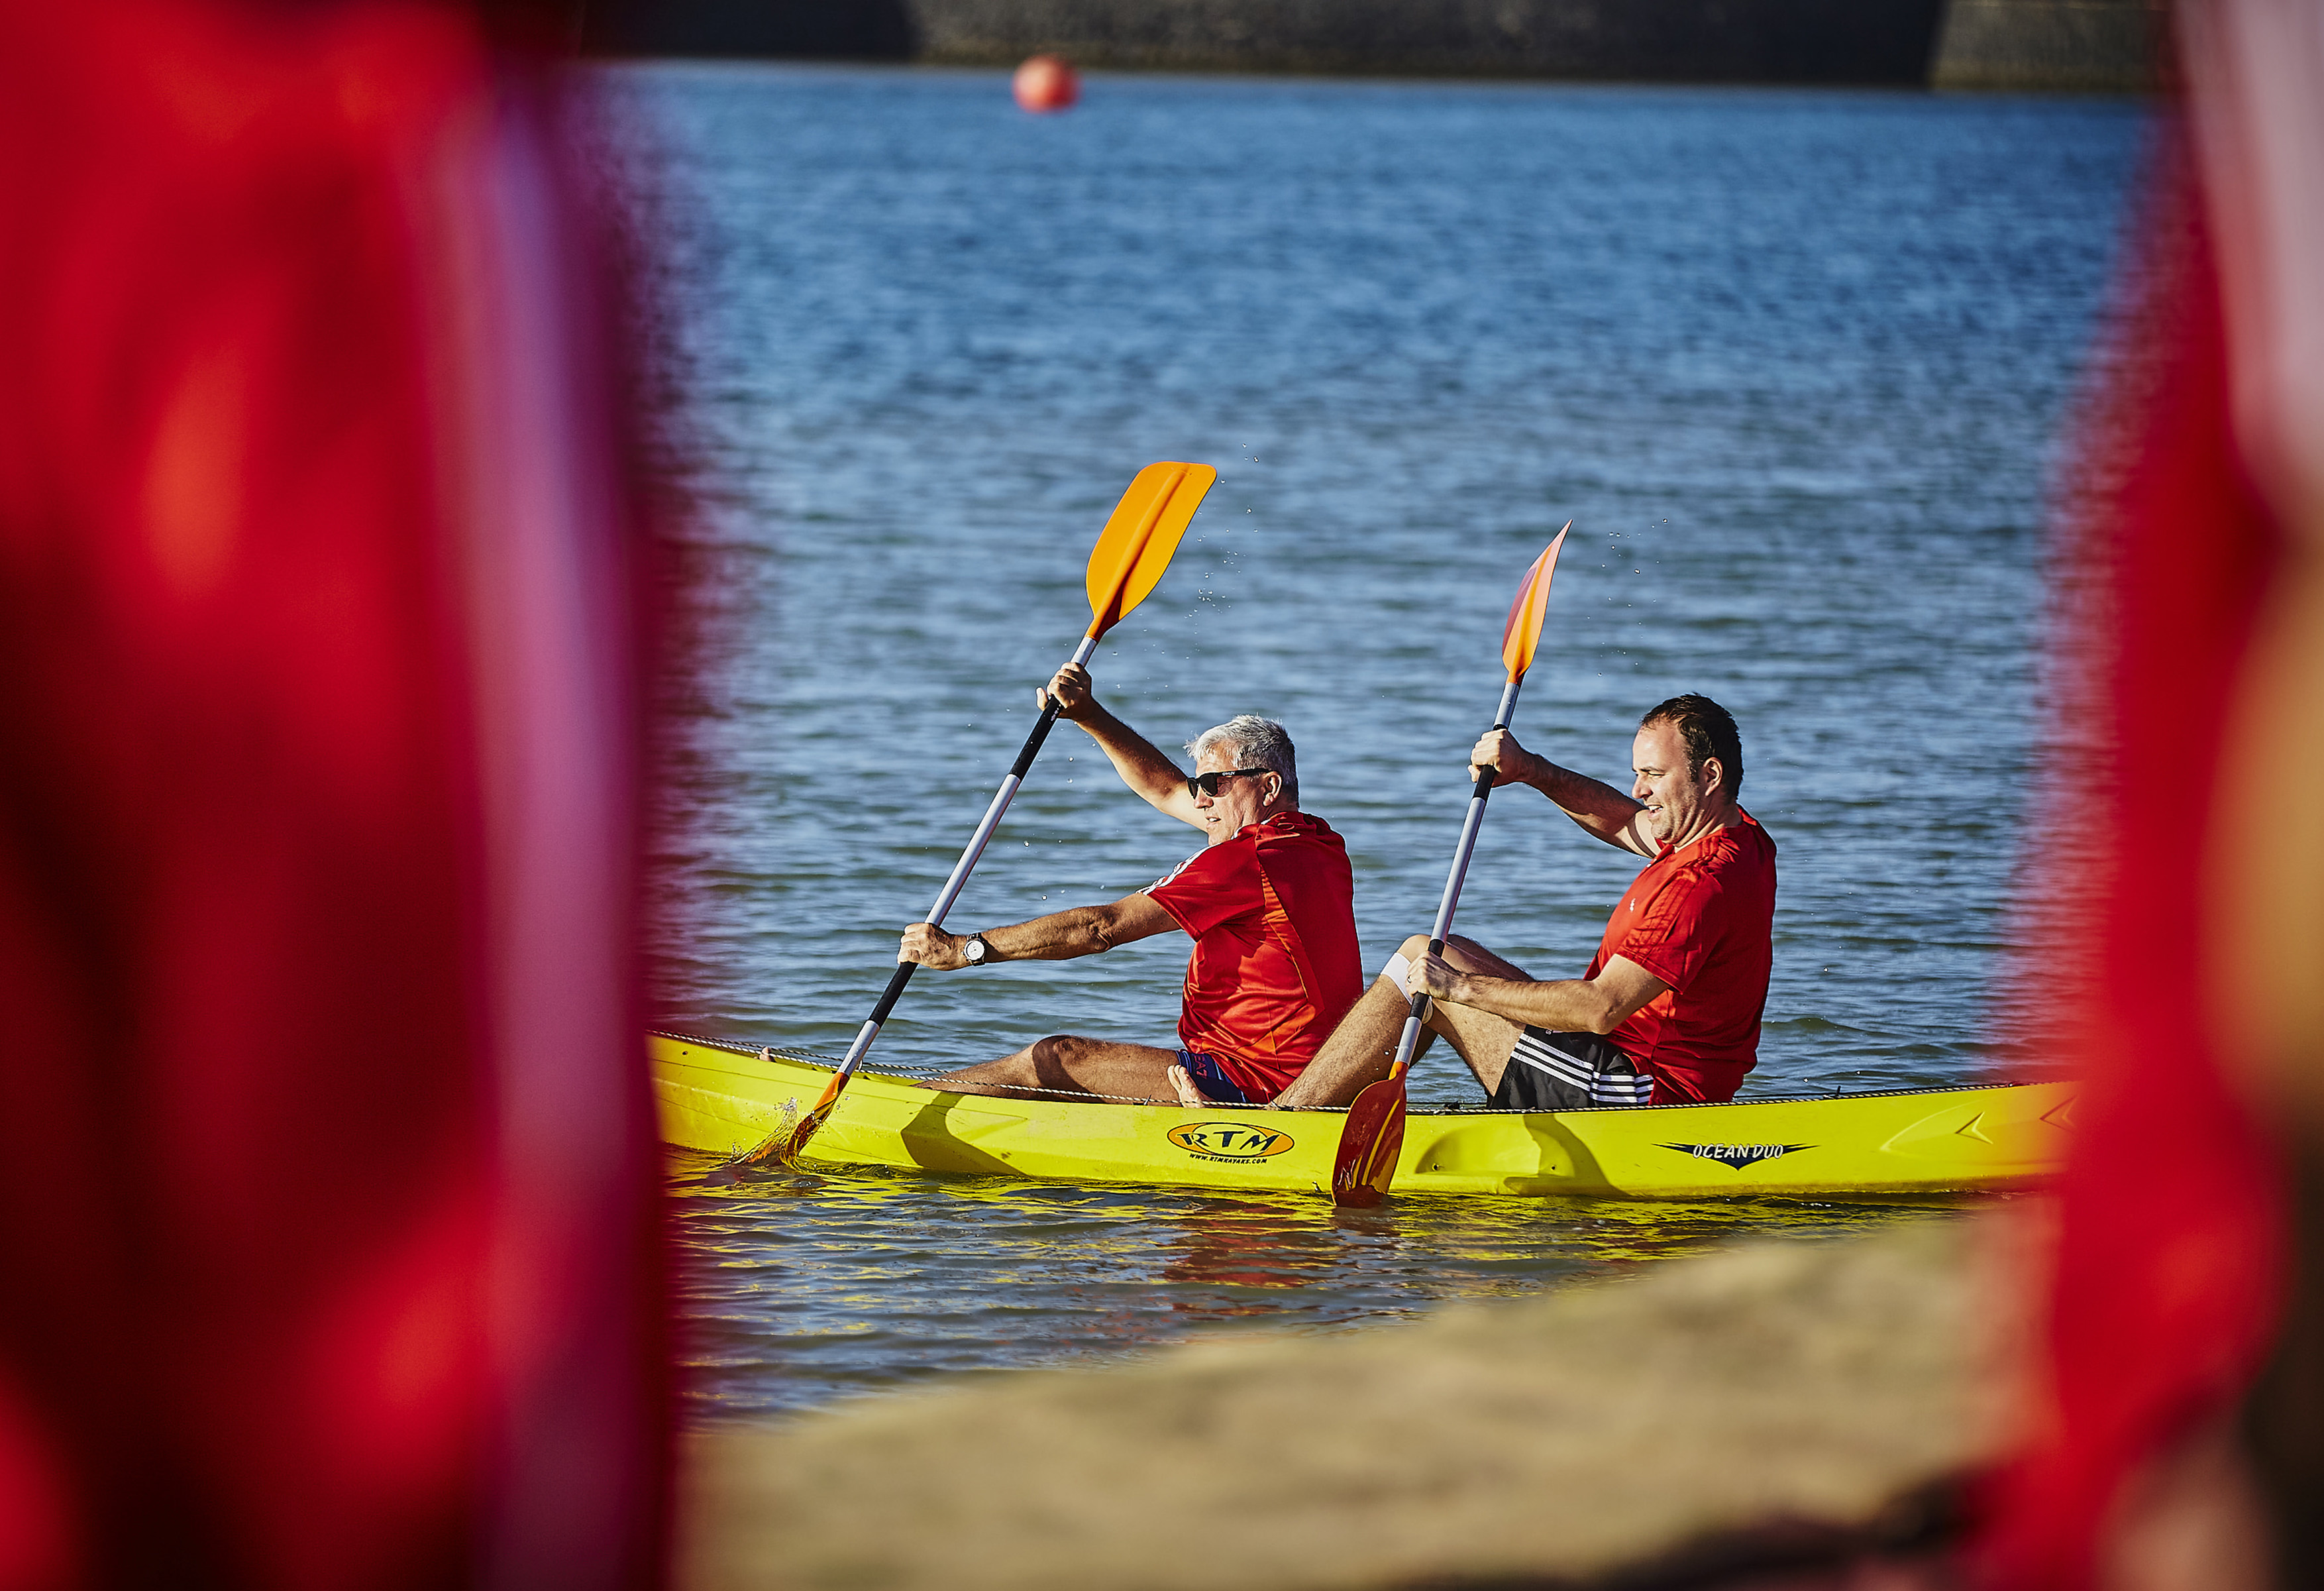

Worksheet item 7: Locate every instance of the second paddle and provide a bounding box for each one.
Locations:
[1331,524,1571,1207]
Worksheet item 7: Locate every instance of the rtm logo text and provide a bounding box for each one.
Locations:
[1167,1123,1295,1160]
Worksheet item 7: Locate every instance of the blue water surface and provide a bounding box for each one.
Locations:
[598,65,2147,1417]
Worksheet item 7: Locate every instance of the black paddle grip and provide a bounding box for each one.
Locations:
[1010,696,1065,780]
[866,960,917,1026]
[1466,769,1498,840]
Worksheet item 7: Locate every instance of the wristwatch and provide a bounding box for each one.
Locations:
[963,934,993,967]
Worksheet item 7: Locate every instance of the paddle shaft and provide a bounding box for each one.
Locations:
[827,632,1097,1081]
[1386,674,1527,1076]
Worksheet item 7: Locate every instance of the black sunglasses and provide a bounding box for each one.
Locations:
[1187,767,1272,798]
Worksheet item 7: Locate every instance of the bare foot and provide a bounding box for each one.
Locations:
[1167,1064,1211,1107]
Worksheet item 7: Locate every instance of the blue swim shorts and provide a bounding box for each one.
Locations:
[1175,1049,1257,1105]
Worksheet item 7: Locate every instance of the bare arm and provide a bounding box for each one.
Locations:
[1043,663,1202,828]
[899,890,1179,969]
[1472,728,1656,858]
[1409,948,1669,1035]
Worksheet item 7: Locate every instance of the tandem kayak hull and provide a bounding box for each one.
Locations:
[651,1033,2074,1199]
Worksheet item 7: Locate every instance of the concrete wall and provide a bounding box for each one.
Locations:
[909,0,1948,82]
[582,0,914,59]
[584,0,1948,82]
[1928,0,2164,91]
[580,0,2164,92]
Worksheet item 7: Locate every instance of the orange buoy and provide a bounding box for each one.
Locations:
[1012,54,1079,113]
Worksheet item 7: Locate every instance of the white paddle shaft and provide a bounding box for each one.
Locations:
[923,631,1100,929]
[829,633,1101,1079]
[1388,674,1527,1075]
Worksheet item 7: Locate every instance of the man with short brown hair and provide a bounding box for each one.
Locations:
[1273,694,1776,1111]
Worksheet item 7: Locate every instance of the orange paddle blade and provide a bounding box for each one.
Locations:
[1500,521,1571,681]
[1330,1075,1408,1207]
[749,1070,847,1168]
[1084,461,1218,638]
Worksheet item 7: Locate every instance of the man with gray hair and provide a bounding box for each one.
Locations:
[898,662,1363,1105]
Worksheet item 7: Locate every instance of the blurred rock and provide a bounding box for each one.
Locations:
[680,1215,2029,1590]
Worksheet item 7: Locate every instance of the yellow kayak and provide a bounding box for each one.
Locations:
[652,1031,2074,1198]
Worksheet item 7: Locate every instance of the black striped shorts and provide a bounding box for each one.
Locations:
[1488,1027,1654,1111]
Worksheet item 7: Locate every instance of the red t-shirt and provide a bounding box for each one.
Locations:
[1145,810,1364,1099]
[1588,811,1778,1105]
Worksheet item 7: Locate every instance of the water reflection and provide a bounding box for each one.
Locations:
[668,1150,1960,1419]
[1162,1199,1346,1307]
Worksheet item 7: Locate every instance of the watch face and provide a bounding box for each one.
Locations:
[965,937,986,964]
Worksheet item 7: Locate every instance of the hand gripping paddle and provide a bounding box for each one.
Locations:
[759,463,1218,1169]
[1330,523,1570,1207]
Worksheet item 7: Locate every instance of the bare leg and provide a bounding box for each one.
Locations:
[1273,934,1537,1108]
[1425,934,1534,1097]
[927,1034,1189,1104]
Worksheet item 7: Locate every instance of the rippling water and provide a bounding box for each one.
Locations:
[602,64,2146,1419]
[668,1156,1978,1413]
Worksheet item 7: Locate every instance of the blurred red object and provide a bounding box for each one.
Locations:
[1972,169,2286,1591]
[1012,54,1079,113]
[1976,0,2324,1584]
[0,2,667,1588]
